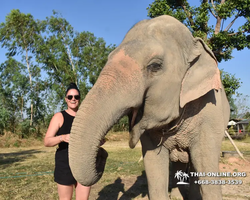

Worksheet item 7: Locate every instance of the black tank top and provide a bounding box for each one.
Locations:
[56,110,75,150]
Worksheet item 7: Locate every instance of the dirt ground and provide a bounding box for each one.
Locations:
[88,157,250,200]
[219,156,250,200]
[1,139,249,200]
[88,142,250,200]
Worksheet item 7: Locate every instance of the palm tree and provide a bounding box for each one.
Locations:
[182,172,189,182]
[174,170,183,181]
[175,170,189,185]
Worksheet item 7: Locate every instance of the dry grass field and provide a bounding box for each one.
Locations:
[0,132,250,200]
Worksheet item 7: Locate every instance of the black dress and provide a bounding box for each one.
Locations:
[54,110,77,185]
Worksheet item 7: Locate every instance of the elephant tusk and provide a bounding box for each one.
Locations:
[156,129,167,147]
[131,108,139,128]
[157,135,163,147]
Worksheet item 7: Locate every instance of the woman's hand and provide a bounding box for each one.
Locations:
[61,134,70,143]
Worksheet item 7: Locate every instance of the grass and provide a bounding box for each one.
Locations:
[0,147,57,200]
[221,136,250,152]
[0,139,145,200]
[0,131,250,199]
[0,132,43,148]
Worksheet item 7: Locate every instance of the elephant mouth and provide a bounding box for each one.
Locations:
[92,105,144,182]
[128,100,145,132]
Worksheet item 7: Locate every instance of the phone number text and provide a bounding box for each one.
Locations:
[194,180,243,185]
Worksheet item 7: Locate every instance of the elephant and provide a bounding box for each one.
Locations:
[69,15,230,200]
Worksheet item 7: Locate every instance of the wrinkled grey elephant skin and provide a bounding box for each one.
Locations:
[69,15,230,200]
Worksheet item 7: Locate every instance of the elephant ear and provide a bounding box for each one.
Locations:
[180,38,222,108]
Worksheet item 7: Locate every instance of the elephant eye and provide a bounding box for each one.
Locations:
[147,62,162,73]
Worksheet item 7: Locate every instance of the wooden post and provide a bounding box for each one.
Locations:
[225,130,249,163]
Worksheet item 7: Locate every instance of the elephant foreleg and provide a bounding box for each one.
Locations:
[141,132,170,200]
[169,161,190,200]
[189,129,223,200]
[188,162,202,200]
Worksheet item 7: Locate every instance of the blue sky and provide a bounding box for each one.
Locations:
[1,0,249,106]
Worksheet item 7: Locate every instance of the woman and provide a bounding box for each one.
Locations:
[44,83,90,200]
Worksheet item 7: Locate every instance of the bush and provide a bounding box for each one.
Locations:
[228,126,236,136]
[112,116,129,132]
[0,107,11,135]
[16,119,36,138]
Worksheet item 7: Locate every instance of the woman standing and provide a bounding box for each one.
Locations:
[44,83,90,200]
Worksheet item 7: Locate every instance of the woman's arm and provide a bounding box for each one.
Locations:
[44,112,64,147]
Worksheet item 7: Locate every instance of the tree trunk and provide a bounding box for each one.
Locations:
[30,104,33,126]
[21,96,23,119]
[25,48,33,126]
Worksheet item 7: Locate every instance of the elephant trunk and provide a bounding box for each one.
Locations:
[69,58,144,186]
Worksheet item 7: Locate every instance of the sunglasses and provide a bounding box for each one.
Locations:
[66,95,80,100]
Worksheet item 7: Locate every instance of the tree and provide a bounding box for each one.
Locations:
[72,31,116,95]
[0,108,10,135]
[36,11,115,107]
[244,112,250,118]
[147,0,250,62]
[0,58,29,133]
[220,69,241,110]
[0,9,45,126]
[35,11,76,106]
[147,1,250,114]
[231,94,250,118]
[0,10,116,135]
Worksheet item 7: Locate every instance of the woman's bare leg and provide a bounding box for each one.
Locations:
[75,182,91,200]
[57,184,74,200]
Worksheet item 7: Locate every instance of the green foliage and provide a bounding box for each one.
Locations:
[230,94,250,119]
[0,9,46,127]
[147,0,250,62]
[16,119,35,138]
[228,126,236,135]
[221,70,241,96]
[0,106,10,135]
[72,31,116,95]
[36,11,116,103]
[0,10,116,136]
[244,112,250,118]
[112,116,129,132]
[0,9,42,56]
[0,58,28,133]
[246,122,250,132]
